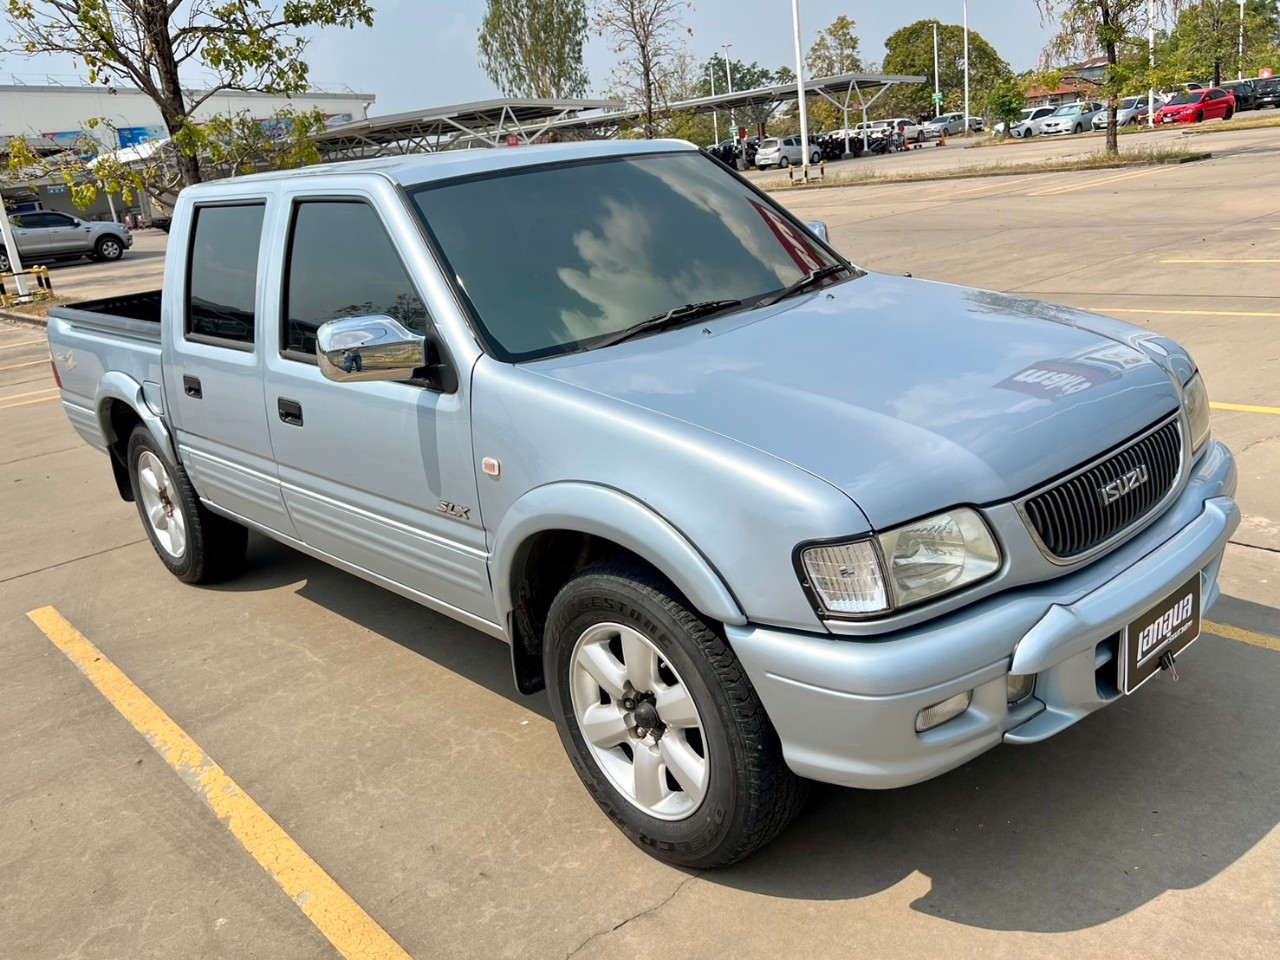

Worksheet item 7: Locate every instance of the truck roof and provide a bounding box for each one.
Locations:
[181,139,699,196]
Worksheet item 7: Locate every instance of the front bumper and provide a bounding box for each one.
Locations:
[728,440,1238,789]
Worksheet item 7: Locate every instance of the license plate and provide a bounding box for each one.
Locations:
[1120,576,1201,694]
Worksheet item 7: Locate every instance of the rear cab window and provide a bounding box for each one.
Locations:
[186,203,266,348]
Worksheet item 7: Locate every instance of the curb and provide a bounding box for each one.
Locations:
[759,152,1213,192]
[0,308,49,329]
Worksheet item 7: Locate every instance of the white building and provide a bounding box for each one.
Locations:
[1,83,374,219]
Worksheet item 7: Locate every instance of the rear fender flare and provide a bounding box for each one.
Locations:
[95,371,176,465]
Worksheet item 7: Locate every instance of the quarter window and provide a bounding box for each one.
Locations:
[282,200,428,357]
[187,203,265,345]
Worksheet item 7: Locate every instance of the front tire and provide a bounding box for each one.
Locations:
[95,236,124,261]
[544,559,807,868]
[127,427,247,583]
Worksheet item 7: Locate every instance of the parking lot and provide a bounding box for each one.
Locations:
[2,132,1278,960]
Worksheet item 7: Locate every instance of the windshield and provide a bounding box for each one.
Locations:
[1052,104,1082,116]
[410,152,848,362]
[1121,97,1144,109]
[1166,92,1199,105]
[760,138,780,148]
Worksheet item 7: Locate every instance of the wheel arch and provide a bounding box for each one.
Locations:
[492,483,746,695]
[95,372,176,501]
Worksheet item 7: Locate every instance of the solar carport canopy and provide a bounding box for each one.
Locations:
[314,98,623,158]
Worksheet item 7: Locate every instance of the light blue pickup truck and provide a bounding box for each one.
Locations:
[47,140,1238,867]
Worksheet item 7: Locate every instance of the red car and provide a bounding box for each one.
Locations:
[1155,87,1236,124]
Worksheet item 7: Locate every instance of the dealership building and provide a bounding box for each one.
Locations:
[0,82,374,220]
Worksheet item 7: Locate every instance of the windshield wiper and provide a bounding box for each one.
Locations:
[587,299,744,349]
[757,263,852,307]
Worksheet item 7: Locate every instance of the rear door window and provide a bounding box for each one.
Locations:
[186,203,265,346]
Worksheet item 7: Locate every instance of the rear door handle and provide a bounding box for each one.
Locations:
[183,375,202,399]
[278,397,303,426]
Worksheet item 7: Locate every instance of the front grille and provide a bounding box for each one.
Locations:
[1023,417,1183,560]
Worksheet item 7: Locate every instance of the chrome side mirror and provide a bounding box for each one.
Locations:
[316,315,425,383]
[806,221,830,243]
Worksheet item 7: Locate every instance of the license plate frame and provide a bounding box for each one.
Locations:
[1119,575,1202,694]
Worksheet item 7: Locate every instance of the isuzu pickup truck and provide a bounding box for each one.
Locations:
[47,140,1238,867]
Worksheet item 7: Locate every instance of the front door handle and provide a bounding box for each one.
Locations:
[278,397,303,426]
[183,375,202,399]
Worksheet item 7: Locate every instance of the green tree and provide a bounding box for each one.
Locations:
[1036,1,1167,155]
[595,0,692,139]
[804,15,864,129]
[880,20,1012,123]
[478,0,589,98]
[698,55,779,134]
[2,0,374,189]
[1154,1,1280,87]
[985,75,1028,136]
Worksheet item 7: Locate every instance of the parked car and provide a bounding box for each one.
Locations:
[924,112,967,137]
[1091,96,1153,130]
[1000,106,1056,138]
[754,135,821,169]
[0,210,132,272]
[968,116,986,132]
[879,118,926,143]
[1038,101,1106,135]
[46,139,1237,868]
[1154,87,1236,124]
[1219,79,1257,111]
[150,216,173,233]
[1255,76,1280,108]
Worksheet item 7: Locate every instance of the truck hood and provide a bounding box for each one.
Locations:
[529,274,1183,528]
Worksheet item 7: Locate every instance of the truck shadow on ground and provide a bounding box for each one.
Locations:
[221,537,1277,933]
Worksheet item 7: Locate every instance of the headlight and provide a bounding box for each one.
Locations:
[800,508,1001,618]
[1182,371,1211,454]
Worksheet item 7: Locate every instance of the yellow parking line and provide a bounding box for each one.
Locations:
[1026,166,1166,196]
[0,386,58,402]
[0,395,59,412]
[1204,620,1280,654]
[0,358,48,371]
[0,338,45,351]
[25,607,413,960]
[1210,401,1280,415]
[1160,259,1280,264]
[1090,307,1280,318]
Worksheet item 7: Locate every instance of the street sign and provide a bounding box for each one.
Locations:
[506,134,521,147]
[1261,68,1273,79]
[931,92,944,105]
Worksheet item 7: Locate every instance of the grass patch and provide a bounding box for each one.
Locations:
[1180,112,1280,134]
[973,123,1153,147]
[0,295,74,325]
[758,146,1209,191]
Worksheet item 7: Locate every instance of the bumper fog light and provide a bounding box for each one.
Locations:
[915,690,972,732]
[1006,673,1035,704]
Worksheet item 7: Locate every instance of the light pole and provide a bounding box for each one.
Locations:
[933,21,941,115]
[722,42,735,141]
[707,64,719,144]
[963,0,971,135]
[1148,0,1156,127]
[1239,0,1247,81]
[791,0,810,179]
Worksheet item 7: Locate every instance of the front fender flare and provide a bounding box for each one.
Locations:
[492,482,747,632]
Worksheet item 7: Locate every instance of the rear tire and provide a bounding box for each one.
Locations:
[1225,107,1234,120]
[0,249,9,273]
[544,559,808,868]
[779,156,790,168]
[127,426,247,584]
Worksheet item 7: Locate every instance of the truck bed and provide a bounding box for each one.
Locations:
[47,290,165,453]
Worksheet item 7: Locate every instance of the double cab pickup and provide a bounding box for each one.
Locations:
[47,140,1238,867]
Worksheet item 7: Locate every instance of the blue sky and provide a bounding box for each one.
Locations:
[304,1,1058,113]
